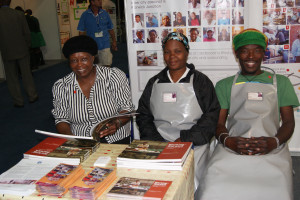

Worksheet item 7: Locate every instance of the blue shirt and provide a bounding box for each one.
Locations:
[77,8,113,50]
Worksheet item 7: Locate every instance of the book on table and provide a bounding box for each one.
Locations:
[69,167,117,200]
[23,137,100,164]
[35,163,85,197]
[116,140,192,171]
[35,111,139,142]
[106,177,172,200]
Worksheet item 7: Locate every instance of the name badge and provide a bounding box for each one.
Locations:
[95,31,103,37]
[163,92,176,103]
[248,92,263,101]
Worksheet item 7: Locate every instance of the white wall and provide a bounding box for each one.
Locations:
[10,0,62,60]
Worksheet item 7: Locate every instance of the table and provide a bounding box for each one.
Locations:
[0,144,194,200]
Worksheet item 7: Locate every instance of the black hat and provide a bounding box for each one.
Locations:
[62,35,98,58]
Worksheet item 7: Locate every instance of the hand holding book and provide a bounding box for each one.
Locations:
[91,111,139,142]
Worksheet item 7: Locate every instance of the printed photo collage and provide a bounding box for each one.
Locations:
[133,0,245,66]
[263,0,300,63]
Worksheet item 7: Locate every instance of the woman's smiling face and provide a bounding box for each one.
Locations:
[69,52,95,78]
[163,40,188,72]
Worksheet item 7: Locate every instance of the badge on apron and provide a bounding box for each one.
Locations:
[163,92,177,103]
[95,31,103,37]
[248,92,263,101]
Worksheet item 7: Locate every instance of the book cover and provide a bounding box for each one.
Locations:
[117,140,192,163]
[35,163,84,197]
[69,167,116,199]
[107,177,172,200]
[24,137,67,158]
[62,140,100,153]
[35,111,138,142]
[46,146,91,163]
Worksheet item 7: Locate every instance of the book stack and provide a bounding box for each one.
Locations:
[106,177,172,200]
[24,137,100,165]
[117,140,192,171]
[69,167,117,200]
[0,158,65,196]
[35,163,84,197]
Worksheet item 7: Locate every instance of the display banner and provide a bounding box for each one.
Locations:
[124,0,300,151]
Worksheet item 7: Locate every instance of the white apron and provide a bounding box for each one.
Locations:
[150,75,209,190]
[198,72,293,200]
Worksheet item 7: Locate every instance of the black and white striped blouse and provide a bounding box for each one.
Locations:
[52,65,134,143]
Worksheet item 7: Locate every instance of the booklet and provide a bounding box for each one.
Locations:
[35,111,139,142]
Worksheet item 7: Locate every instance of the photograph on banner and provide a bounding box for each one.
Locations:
[132,13,145,29]
[137,51,158,66]
[263,8,287,26]
[217,9,231,25]
[133,29,145,43]
[287,8,300,24]
[146,29,160,43]
[218,26,231,42]
[146,13,159,27]
[202,10,216,26]
[232,0,244,7]
[173,12,187,27]
[263,45,289,64]
[217,0,230,8]
[290,25,300,63]
[203,27,216,42]
[188,11,201,26]
[263,0,276,9]
[232,8,244,25]
[203,0,216,8]
[232,26,244,38]
[173,28,187,36]
[188,28,201,42]
[188,0,201,9]
[161,29,172,41]
[160,12,172,27]
[275,0,295,7]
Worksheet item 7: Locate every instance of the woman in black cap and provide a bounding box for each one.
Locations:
[52,35,134,144]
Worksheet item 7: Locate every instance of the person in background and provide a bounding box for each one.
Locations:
[146,13,158,27]
[204,29,216,42]
[276,29,286,45]
[52,35,134,144]
[173,12,186,27]
[25,9,46,70]
[77,0,117,67]
[218,27,230,41]
[197,28,299,200]
[232,10,244,25]
[218,10,230,25]
[161,29,170,41]
[291,31,300,62]
[133,14,144,29]
[189,28,201,42]
[189,12,200,26]
[133,30,145,43]
[0,0,38,108]
[188,0,201,9]
[202,10,216,26]
[161,13,171,27]
[147,29,159,43]
[203,0,216,8]
[136,32,220,191]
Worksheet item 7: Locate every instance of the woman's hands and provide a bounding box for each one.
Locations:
[98,119,121,138]
[225,136,278,155]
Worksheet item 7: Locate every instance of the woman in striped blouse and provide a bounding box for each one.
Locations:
[51,35,134,144]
